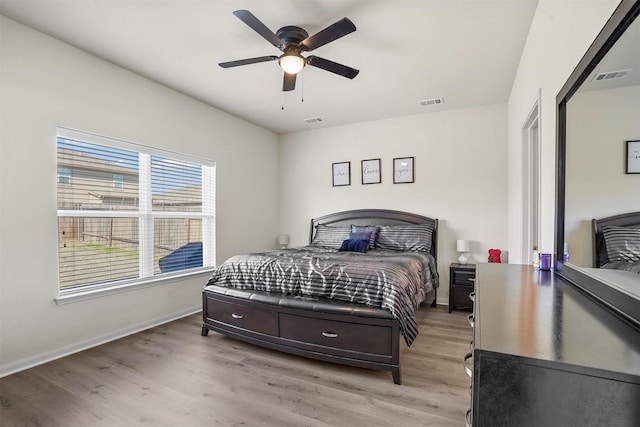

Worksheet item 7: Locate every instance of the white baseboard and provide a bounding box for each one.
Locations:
[0,306,201,378]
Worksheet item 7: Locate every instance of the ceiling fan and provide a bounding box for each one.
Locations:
[219,10,360,92]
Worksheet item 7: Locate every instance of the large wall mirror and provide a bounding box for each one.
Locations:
[556,0,640,324]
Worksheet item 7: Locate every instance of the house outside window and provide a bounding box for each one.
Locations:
[56,127,215,292]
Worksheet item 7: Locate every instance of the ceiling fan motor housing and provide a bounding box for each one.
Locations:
[276,26,309,47]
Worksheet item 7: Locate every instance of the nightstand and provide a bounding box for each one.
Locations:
[449,263,476,312]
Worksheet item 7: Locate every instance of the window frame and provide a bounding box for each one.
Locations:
[55,127,216,303]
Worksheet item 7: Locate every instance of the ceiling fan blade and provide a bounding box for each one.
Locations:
[301,17,356,51]
[307,56,359,79]
[283,72,297,91]
[233,10,284,49]
[219,56,278,68]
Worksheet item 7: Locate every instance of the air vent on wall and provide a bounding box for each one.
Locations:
[304,117,324,124]
[419,97,445,107]
[593,69,631,81]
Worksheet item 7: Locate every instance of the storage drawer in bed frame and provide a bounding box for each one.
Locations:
[206,298,279,336]
[201,289,402,384]
[279,313,393,357]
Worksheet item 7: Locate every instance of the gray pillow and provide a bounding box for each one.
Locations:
[311,224,351,249]
[602,226,640,262]
[377,223,434,253]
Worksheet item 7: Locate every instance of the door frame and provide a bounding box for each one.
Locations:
[522,89,542,264]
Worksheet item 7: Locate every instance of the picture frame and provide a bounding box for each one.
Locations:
[332,161,351,186]
[361,158,381,184]
[393,157,415,183]
[625,140,640,174]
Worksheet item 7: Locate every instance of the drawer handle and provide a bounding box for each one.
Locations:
[467,313,475,328]
[469,292,475,302]
[465,408,472,427]
[231,313,243,319]
[463,352,473,377]
[321,332,338,338]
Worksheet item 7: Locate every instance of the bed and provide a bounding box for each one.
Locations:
[592,211,640,274]
[201,209,439,384]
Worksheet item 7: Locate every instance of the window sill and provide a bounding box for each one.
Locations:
[54,268,215,305]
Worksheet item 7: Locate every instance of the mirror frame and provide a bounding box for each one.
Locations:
[555,0,640,326]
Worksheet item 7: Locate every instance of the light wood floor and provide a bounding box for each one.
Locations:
[0,305,472,426]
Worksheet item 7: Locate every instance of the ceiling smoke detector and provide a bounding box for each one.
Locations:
[593,69,631,81]
[419,97,445,107]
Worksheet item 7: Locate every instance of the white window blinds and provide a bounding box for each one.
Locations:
[56,128,215,291]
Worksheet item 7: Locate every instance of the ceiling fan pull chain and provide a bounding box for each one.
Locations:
[301,72,304,103]
[281,92,285,110]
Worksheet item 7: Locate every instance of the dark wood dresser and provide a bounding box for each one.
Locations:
[467,263,640,427]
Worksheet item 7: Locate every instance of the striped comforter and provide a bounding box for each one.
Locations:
[603,261,640,274]
[205,245,439,346]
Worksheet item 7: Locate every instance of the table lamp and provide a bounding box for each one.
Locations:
[457,239,470,265]
[278,234,290,249]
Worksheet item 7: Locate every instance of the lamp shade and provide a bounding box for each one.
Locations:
[456,239,470,252]
[279,54,305,74]
[278,234,290,247]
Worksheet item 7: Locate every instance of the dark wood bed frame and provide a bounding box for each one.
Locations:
[201,209,438,384]
[592,211,640,267]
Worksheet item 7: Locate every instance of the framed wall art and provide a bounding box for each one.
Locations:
[361,158,381,184]
[626,140,640,174]
[332,161,351,186]
[393,157,414,183]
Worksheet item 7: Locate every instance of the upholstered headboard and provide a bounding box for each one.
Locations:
[309,209,438,261]
[592,211,640,267]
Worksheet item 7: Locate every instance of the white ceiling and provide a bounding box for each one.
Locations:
[578,12,640,93]
[0,0,539,134]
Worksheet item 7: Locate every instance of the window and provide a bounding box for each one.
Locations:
[58,167,71,185]
[113,174,124,189]
[56,127,215,292]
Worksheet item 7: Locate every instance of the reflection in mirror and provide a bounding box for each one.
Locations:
[563,8,640,292]
[556,0,640,325]
[565,12,640,264]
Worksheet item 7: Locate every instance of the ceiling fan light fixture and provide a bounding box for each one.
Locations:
[279,53,305,74]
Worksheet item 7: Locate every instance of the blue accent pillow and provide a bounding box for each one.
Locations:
[339,238,369,253]
[350,231,372,245]
[351,225,380,249]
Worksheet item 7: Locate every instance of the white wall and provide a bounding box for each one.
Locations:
[565,85,640,267]
[1,0,625,376]
[0,17,279,376]
[279,104,509,305]
[506,0,620,263]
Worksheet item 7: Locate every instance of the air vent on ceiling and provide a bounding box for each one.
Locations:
[593,69,631,81]
[304,117,324,124]
[419,97,445,107]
